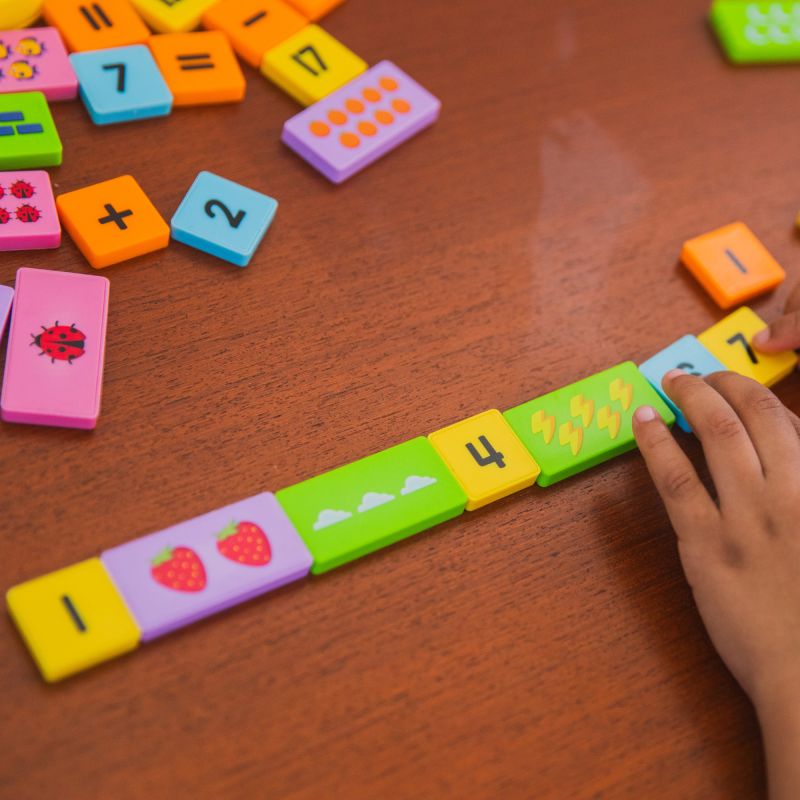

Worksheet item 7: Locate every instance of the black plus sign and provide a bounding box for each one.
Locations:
[98,203,133,230]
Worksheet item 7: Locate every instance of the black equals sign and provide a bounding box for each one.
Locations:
[177,53,215,71]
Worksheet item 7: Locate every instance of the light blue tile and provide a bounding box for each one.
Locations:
[170,171,278,267]
[639,335,727,433]
[70,46,172,126]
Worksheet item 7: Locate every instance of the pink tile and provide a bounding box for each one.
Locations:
[0,171,60,250]
[0,28,78,102]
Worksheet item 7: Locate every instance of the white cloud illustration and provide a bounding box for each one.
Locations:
[313,509,352,531]
[400,475,437,495]
[357,492,395,513]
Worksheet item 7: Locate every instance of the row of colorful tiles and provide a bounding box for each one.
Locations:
[6,303,798,681]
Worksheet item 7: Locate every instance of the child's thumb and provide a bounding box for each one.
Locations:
[752,311,800,353]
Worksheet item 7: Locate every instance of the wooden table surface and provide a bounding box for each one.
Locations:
[2,0,799,797]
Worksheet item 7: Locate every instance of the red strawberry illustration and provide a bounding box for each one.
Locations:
[216,521,271,566]
[151,546,207,592]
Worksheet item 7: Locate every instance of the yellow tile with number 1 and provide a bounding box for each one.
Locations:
[261,24,366,106]
[698,306,798,387]
[7,558,140,682]
[428,410,541,510]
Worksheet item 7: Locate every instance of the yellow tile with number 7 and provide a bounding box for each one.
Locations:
[428,410,541,510]
[698,306,798,387]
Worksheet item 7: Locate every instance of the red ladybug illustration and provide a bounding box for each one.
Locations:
[15,204,39,223]
[0,207,9,225]
[31,321,86,364]
[9,180,34,199]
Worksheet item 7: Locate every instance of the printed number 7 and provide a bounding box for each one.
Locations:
[291,45,327,76]
[102,62,126,93]
[726,332,758,365]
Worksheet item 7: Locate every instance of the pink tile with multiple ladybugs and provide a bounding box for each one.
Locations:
[0,28,78,101]
[101,492,313,641]
[0,171,61,250]
[1,267,109,429]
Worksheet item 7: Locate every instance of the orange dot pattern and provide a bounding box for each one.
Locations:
[307,76,414,149]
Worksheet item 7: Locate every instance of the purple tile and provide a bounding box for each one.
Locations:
[281,60,441,184]
[101,492,312,641]
[0,284,12,340]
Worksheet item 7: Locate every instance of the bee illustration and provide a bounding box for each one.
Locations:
[9,61,36,81]
[15,37,44,57]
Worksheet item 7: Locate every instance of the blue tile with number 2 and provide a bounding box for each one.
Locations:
[170,171,278,267]
[70,45,173,126]
[639,335,727,433]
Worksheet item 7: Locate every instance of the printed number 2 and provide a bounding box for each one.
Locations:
[292,45,327,76]
[204,199,246,228]
[102,62,127,93]
[466,436,506,469]
[726,332,758,365]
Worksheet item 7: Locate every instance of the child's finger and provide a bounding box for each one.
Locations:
[752,283,800,353]
[633,406,718,537]
[662,370,764,502]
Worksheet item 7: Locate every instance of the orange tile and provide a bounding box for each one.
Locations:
[57,175,169,269]
[42,0,150,53]
[202,0,308,68]
[148,31,246,105]
[681,221,785,309]
[284,0,343,21]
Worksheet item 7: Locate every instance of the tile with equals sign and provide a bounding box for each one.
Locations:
[281,60,441,183]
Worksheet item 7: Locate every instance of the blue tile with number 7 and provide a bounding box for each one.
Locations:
[170,171,278,267]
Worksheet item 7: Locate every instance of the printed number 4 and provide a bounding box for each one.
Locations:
[466,436,506,469]
[726,332,759,365]
[204,199,246,228]
[292,45,327,76]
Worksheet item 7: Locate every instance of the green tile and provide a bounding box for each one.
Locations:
[0,92,62,169]
[503,362,675,487]
[710,1,800,63]
[276,437,467,574]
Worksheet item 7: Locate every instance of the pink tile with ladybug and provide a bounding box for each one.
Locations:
[0,171,60,251]
[100,492,312,640]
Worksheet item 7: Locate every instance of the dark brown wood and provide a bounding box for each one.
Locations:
[2,0,798,796]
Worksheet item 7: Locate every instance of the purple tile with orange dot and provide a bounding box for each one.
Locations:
[0,28,78,102]
[0,171,60,251]
[101,492,313,641]
[281,60,441,184]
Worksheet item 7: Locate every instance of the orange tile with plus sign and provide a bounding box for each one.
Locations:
[57,175,169,268]
[42,0,150,53]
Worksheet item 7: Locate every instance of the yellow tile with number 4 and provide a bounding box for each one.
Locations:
[698,306,798,387]
[428,410,541,510]
[261,24,366,106]
[131,0,219,32]
[7,558,140,682]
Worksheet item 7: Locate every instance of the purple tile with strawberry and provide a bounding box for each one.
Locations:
[101,492,313,641]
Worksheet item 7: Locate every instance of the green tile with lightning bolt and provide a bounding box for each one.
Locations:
[503,362,675,487]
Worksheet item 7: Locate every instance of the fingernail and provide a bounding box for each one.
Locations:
[752,329,770,347]
[663,368,686,382]
[634,405,657,423]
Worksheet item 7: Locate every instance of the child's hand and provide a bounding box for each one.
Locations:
[632,371,800,800]
[753,282,800,353]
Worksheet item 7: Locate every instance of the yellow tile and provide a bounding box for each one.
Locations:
[261,24,366,106]
[7,558,140,682]
[131,0,219,32]
[698,306,798,387]
[428,410,541,510]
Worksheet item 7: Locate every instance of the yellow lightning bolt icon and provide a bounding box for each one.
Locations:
[597,405,621,439]
[569,393,594,427]
[531,409,556,444]
[558,421,583,456]
[609,378,633,411]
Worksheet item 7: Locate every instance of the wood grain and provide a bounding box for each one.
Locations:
[1,0,798,797]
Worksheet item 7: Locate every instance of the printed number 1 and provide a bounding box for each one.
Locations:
[102,62,127,93]
[292,45,327,76]
[726,332,758,365]
[466,436,506,469]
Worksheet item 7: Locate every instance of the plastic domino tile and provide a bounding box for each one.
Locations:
[70,45,173,125]
[428,410,541,510]
[148,31,246,106]
[504,362,676,487]
[6,558,140,682]
[0,0,44,30]
[42,0,150,53]
[0,91,62,169]
[0,284,13,338]
[710,1,800,63]
[57,175,169,268]
[131,0,218,32]
[0,170,60,250]
[276,437,467,574]
[639,335,727,433]
[0,28,78,102]
[170,171,278,267]
[681,222,785,309]
[261,24,366,106]
[1,268,110,429]
[101,492,312,641]
[282,60,441,183]
[202,0,309,68]
[698,306,798,387]
[284,0,343,21]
